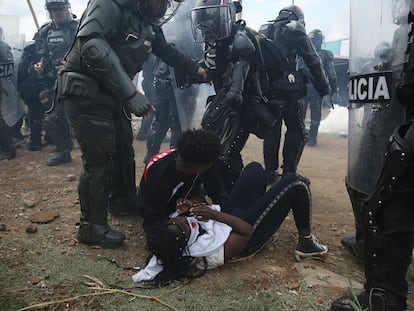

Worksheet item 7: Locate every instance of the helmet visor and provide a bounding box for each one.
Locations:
[191,5,232,43]
[46,4,72,25]
[277,9,305,26]
[157,0,184,26]
[139,0,183,26]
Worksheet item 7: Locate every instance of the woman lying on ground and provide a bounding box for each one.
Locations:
[132,162,328,285]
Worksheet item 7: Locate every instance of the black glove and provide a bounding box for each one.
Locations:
[126,92,152,117]
[224,90,243,108]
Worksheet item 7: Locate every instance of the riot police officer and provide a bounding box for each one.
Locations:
[58,0,207,248]
[0,29,17,161]
[303,29,337,147]
[331,0,414,310]
[259,6,331,184]
[144,55,182,163]
[192,0,281,191]
[18,40,44,151]
[33,0,78,165]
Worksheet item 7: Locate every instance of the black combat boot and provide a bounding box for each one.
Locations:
[76,166,126,249]
[0,119,17,161]
[46,149,72,166]
[0,148,16,161]
[307,122,319,146]
[77,222,125,249]
[331,288,405,311]
[27,119,43,151]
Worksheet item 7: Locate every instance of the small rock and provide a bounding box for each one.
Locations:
[30,211,59,224]
[287,282,300,290]
[66,174,76,182]
[23,200,36,208]
[0,223,6,231]
[26,224,38,234]
[31,277,40,285]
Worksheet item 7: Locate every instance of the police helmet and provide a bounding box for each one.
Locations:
[45,0,72,25]
[275,5,305,26]
[191,0,242,43]
[309,29,324,50]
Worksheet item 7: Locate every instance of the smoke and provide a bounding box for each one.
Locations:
[319,105,348,136]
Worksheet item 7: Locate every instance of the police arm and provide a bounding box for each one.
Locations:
[73,0,150,116]
[223,29,256,106]
[324,50,338,95]
[298,35,331,98]
[152,27,207,86]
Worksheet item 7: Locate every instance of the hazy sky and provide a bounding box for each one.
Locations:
[0,0,350,55]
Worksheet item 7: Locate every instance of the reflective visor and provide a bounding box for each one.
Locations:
[191,5,232,43]
[157,0,182,25]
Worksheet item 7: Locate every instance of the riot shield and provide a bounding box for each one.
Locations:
[347,0,408,195]
[0,78,25,127]
[0,19,25,127]
[162,0,215,130]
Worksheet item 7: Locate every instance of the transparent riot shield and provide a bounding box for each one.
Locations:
[347,0,408,195]
[0,15,25,127]
[162,0,214,130]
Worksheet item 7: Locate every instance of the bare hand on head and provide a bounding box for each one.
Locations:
[189,203,215,221]
[176,198,193,216]
[33,62,44,75]
[197,67,209,83]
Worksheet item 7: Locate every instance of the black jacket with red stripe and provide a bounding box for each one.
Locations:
[137,149,230,245]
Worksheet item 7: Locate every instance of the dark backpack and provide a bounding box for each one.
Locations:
[246,26,287,90]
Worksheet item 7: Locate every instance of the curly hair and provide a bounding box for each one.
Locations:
[176,129,223,165]
[147,221,194,286]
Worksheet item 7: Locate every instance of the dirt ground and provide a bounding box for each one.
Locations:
[0,115,412,310]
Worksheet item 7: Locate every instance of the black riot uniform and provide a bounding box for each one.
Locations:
[259,5,331,182]
[144,55,181,163]
[18,41,44,151]
[192,0,281,191]
[58,0,203,248]
[0,36,17,161]
[34,0,78,165]
[303,29,337,146]
[331,2,414,310]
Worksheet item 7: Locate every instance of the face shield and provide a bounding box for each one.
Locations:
[191,5,233,43]
[309,30,324,50]
[138,0,184,26]
[46,2,72,26]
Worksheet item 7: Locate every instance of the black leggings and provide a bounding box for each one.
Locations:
[230,162,312,254]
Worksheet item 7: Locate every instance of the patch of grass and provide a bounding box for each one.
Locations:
[0,237,342,311]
